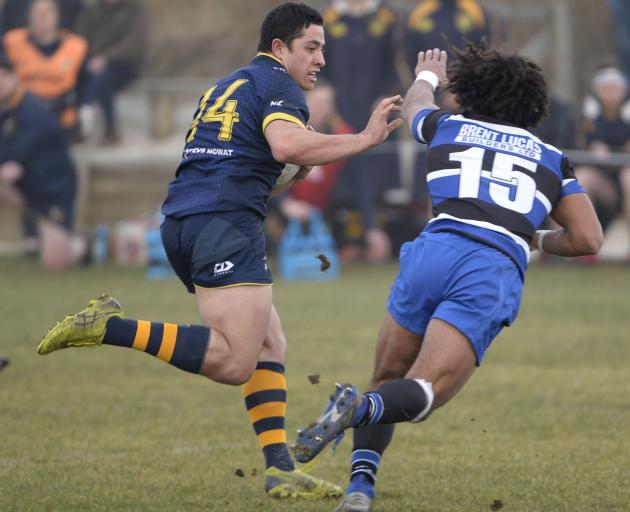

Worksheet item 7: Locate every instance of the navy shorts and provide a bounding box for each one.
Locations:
[160,211,272,293]
[27,189,76,231]
[387,231,523,364]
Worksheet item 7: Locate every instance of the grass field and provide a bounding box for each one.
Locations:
[1,258,629,511]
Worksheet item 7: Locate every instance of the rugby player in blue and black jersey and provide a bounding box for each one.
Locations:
[294,43,604,511]
[37,2,402,501]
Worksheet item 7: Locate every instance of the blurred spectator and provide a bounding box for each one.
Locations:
[321,0,404,263]
[3,0,87,134]
[608,0,630,77]
[534,96,577,150]
[321,0,401,130]
[0,56,88,270]
[0,0,82,39]
[266,84,353,251]
[286,83,353,216]
[403,0,504,73]
[75,0,147,144]
[574,66,630,258]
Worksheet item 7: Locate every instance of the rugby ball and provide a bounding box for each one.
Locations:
[274,163,302,188]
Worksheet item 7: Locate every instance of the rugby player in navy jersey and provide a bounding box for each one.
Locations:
[294,43,604,511]
[37,3,402,500]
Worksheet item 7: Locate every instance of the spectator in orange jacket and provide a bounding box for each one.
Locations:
[3,0,87,134]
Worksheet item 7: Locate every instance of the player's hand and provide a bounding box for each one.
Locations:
[361,95,403,146]
[415,48,448,87]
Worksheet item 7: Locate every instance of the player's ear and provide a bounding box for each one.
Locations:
[270,38,286,59]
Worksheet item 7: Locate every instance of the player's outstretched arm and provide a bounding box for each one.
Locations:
[402,48,448,131]
[264,95,402,166]
[533,193,603,256]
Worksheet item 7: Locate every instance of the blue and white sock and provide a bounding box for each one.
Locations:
[353,392,384,426]
[348,449,381,498]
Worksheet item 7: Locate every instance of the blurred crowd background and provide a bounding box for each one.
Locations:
[1,0,629,275]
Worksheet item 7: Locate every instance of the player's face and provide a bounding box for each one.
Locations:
[280,24,325,91]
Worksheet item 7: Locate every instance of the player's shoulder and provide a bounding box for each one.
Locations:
[242,53,297,92]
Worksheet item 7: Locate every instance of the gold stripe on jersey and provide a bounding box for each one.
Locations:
[256,51,284,67]
[262,112,306,132]
[458,0,486,27]
[323,7,341,26]
[408,0,440,30]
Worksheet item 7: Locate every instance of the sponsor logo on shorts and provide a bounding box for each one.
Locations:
[213,260,235,276]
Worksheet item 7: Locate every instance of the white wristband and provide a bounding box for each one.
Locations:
[537,230,552,253]
[415,70,439,91]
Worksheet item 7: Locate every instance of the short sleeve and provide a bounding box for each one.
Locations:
[262,76,308,132]
[411,108,450,144]
[559,156,585,198]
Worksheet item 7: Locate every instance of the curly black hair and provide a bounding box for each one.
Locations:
[447,42,549,128]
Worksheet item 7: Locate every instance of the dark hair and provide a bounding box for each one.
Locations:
[29,0,60,13]
[447,41,549,128]
[257,3,323,52]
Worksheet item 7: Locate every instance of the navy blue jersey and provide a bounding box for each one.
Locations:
[0,90,76,203]
[412,108,585,278]
[162,53,309,219]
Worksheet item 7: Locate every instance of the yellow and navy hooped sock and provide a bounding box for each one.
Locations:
[103,317,210,374]
[242,362,294,471]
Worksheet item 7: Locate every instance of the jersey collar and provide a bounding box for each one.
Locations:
[255,51,286,69]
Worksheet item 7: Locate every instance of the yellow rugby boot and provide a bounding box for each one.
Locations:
[264,460,343,500]
[37,294,124,355]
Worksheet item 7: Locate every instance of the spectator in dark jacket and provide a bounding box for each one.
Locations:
[321,0,405,263]
[75,0,147,144]
[574,66,630,259]
[0,56,87,269]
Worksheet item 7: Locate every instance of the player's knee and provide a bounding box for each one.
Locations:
[213,359,257,386]
[371,367,407,390]
[376,378,434,423]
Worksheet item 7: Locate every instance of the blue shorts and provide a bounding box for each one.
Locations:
[387,231,523,364]
[160,211,272,293]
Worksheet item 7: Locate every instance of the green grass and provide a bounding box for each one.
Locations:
[1,258,629,511]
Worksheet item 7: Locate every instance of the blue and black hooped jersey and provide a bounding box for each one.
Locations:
[412,108,585,279]
[161,53,308,219]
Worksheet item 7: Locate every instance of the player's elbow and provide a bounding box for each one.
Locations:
[270,141,298,165]
[573,227,604,255]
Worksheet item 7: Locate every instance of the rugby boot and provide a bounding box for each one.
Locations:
[333,491,373,512]
[294,383,361,463]
[264,460,343,499]
[37,294,124,355]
